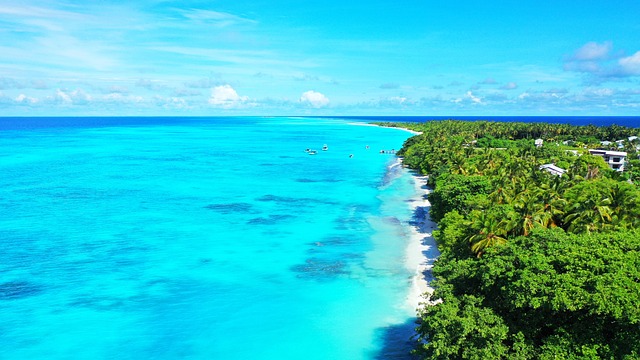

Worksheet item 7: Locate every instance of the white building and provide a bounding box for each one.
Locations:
[588,149,627,172]
[539,164,566,176]
[534,139,543,148]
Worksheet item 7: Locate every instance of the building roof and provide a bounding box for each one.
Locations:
[606,151,628,156]
[539,164,566,175]
[589,149,627,156]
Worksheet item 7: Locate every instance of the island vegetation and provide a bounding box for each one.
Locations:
[380,120,640,359]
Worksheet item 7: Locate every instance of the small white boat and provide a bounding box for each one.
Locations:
[308,150,318,155]
[322,144,328,151]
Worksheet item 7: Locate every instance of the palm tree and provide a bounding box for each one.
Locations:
[607,181,640,229]
[489,176,517,205]
[512,190,541,236]
[466,211,509,256]
[563,193,613,233]
[536,180,568,228]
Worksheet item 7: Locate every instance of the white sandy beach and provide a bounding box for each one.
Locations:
[404,172,440,311]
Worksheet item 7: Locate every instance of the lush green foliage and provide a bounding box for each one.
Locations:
[383,120,640,359]
[427,173,492,222]
[381,120,639,146]
[417,229,640,359]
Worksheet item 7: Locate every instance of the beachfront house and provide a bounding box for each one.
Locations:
[588,149,627,172]
[539,164,566,176]
[535,139,543,148]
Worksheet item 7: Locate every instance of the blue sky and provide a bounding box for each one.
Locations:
[1,0,639,116]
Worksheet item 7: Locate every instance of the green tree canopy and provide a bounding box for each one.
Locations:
[417,228,640,359]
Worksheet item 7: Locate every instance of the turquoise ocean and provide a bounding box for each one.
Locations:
[0,117,423,359]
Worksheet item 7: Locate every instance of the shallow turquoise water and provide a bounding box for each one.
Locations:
[0,117,420,359]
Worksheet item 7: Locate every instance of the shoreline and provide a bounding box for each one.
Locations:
[404,170,440,311]
[366,122,435,312]
[347,122,423,136]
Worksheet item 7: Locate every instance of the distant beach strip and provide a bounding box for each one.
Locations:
[347,121,423,135]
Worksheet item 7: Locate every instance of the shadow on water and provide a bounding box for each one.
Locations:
[0,280,43,300]
[373,318,420,360]
[290,257,350,281]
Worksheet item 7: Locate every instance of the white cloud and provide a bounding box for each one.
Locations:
[571,41,612,61]
[376,96,411,108]
[500,82,518,90]
[56,89,72,104]
[583,88,614,97]
[293,73,320,82]
[55,89,92,105]
[564,42,640,82]
[466,91,482,104]
[299,90,329,108]
[564,42,613,77]
[154,96,189,109]
[15,94,38,104]
[388,96,406,104]
[208,84,249,108]
[618,51,640,75]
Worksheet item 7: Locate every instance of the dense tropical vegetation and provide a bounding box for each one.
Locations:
[380,120,640,359]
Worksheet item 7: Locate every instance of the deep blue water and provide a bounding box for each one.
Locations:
[0,117,423,359]
[0,116,230,130]
[1,115,639,131]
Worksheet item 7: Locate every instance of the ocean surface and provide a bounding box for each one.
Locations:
[0,117,422,359]
[2,115,635,359]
